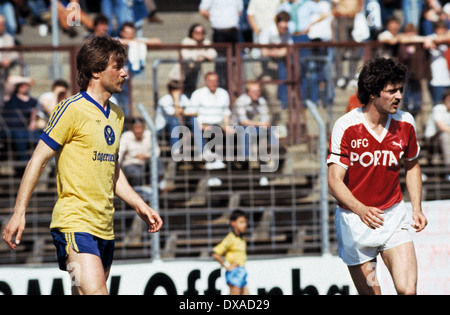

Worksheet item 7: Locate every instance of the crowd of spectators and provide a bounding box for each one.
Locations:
[0,0,164,181]
[0,0,450,184]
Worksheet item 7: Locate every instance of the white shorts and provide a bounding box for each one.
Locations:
[335,201,413,266]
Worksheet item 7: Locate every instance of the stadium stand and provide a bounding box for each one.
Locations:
[1,7,449,267]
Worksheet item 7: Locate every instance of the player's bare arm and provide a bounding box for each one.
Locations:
[328,163,384,229]
[211,252,230,270]
[113,163,163,233]
[2,141,56,249]
[404,159,428,232]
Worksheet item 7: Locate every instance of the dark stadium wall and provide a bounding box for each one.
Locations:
[85,0,450,13]
[154,0,201,12]
[84,0,201,13]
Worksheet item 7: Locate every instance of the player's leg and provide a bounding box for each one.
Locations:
[380,241,417,295]
[66,246,109,295]
[226,266,248,295]
[347,259,382,295]
[228,285,241,295]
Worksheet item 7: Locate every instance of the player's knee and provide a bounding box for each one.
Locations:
[397,288,416,295]
[394,275,417,295]
[76,283,108,295]
[396,284,417,295]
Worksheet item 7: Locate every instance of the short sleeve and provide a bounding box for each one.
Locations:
[327,119,350,170]
[40,97,77,151]
[403,113,421,161]
[213,233,233,256]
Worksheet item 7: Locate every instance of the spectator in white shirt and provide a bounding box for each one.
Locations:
[190,72,231,173]
[190,72,231,129]
[259,11,293,109]
[232,81,271,167]
[156,80,198,149]
[425,89,450,181]
[199,0,243,88]
[233,81,270,128]
[305,0,335,105]
[377,15,402,45]
[199,0,242,33]
[36,79,69,130]
[38,79,69,117]
[428,20,450,105]
[119,117,160,187]
[247,0,281,42]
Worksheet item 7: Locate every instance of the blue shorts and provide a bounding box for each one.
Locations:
[51,229,115,271]
[225,266,248,288]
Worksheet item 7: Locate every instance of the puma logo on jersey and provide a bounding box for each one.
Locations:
[392,141,403,149]
[350,150,404,167]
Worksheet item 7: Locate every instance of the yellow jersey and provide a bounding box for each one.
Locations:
[41,92,124,240]
[213,232,247,266]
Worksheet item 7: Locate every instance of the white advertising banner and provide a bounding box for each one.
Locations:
[0,201,448,295]
[0,255,356,295]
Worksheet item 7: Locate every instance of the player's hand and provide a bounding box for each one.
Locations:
[2,212,26,250]
[357,206,384,230]
[411,211,427,233]
[136,206,163,233]
[227,263,239,271]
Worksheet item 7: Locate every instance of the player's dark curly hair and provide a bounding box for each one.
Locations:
[357,57,407,105]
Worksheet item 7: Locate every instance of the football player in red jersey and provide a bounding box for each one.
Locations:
[328,57,427,295]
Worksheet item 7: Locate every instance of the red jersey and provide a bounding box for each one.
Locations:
[327,108,420,210]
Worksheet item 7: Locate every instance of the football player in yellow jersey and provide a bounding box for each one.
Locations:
[2,36,163,295]
[212,209,249,295]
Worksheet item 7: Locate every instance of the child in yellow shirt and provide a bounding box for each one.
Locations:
[212,209,249,295]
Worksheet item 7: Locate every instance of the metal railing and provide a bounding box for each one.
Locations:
[137,103,161,260]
